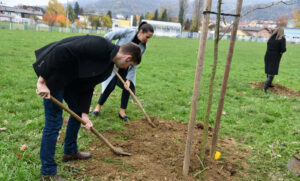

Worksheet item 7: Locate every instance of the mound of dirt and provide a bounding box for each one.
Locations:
[72,117,249,180]
[250,82,300,97]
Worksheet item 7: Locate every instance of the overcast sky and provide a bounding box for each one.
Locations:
[1,0,69,7]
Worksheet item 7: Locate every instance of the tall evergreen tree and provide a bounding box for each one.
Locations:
[140,14,144,22]
[74,1,80,19]
[154,9,159,20]
[178,3,184,25]
[107,10,112,19]
[67,4,76,23]
[161,9,168,21]
[184,18,191,31]
[178,0,188,26]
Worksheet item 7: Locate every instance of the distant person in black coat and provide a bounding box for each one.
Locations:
[264,27,286,93]
[33,35,141,180]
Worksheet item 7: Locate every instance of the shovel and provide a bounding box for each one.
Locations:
[50,95,132,156]
[113,68,157,128]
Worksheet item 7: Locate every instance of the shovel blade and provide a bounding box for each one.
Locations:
[113,147,132,156]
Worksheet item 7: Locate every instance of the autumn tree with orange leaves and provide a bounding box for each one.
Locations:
[43,0,67,27]
[43,13,57,26]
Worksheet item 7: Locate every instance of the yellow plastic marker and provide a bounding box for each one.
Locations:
[214,151,221,160]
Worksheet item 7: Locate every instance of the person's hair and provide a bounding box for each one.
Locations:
[120,42,142,64]
[270,27,284,40]
[138,21,154,33]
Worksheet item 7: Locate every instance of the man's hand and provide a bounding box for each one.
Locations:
[124,80,131,91]
[81,113,93,131]
[36,76,50,99]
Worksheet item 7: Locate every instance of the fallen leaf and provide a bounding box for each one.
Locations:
[8,110,16,114]
[291,142,300,145]
[251,84,255,89]
[15,152,23,160]
[222,111,227,115]
[90,146,97,151]
[20,144,27,151]
[3,120,8,125]
[0,127,7,131]
[235,121,240,125]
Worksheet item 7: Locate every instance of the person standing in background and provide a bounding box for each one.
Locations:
[263,27,286,93]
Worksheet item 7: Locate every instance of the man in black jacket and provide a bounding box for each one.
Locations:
[33,35,141,181]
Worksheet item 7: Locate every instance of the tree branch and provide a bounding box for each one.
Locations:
[219,0,296,40]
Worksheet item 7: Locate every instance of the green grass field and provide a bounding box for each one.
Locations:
[0,29,299,180]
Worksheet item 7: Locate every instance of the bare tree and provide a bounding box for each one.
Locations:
[191,0,205,32]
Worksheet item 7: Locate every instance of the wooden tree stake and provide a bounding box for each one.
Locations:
[183,0,213,176]
[210,0,244,158]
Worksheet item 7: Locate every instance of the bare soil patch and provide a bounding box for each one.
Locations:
[72,117,250,180]
[250,82,300,97]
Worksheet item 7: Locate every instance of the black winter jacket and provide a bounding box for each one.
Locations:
[33,35,119,113]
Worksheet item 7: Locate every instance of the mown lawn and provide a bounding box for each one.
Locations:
[0,29,299,180]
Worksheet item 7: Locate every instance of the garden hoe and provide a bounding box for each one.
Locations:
[50,95,132,156]
[113,68,157,128]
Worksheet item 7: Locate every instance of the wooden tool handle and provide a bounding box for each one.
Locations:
[50,95,115,150]
[113,68,156,128]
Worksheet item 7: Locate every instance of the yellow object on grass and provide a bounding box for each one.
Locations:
[214,151,221,160]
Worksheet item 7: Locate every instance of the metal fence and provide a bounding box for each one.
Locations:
[1,22,299,44]
[0,22,110,35]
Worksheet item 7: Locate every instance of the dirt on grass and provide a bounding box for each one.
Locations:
[72,117,250,181]
[250,82,300,97]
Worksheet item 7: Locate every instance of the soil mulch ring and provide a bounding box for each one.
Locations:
[72,117,250,180]
[250,82,300,97]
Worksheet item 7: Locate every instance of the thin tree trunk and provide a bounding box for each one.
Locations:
[183,0,213,176]
[199,0,222,162]
[210,0,244,159]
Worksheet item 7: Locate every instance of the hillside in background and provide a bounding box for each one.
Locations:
[71,0,297,21]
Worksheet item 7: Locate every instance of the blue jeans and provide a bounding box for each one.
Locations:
[40,89,81,175]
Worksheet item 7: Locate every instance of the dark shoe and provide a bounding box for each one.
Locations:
[92,111,99,118]
[62,152,91,162]
[269,84,274,88]
[119,114,130,122]
[264,89,269,94]
[41,175,68,181]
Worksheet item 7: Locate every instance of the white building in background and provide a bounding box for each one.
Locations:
[0,5,43,24]
[142,20,182,37]
[284,27,300,44]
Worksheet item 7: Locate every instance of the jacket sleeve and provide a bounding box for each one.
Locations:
[126,65,137,83]
[281,38,286,54]
[104,28,129,42]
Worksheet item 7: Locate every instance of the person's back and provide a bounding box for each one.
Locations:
[266,35,285,54]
